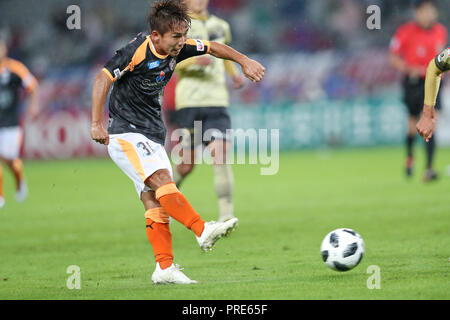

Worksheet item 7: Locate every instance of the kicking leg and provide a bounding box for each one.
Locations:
[146,169,238,251]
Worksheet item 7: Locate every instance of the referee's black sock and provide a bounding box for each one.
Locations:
[425,135,436,169]
[406,135,415,158]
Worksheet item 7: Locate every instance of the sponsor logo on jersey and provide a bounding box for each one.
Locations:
[148,61,160,70]
[113,68,122,80]
[195,39,204,52]
[141,79,167,91]
[156,71,165,83]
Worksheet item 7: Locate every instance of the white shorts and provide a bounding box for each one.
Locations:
[108,132,173,198]
[0,126,23,160]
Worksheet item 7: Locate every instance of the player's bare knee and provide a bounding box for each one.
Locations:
[145,169,173,190]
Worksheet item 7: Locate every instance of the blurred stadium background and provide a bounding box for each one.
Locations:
[0,0,449,158]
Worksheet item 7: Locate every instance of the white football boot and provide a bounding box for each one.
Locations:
[0,196,5,209]
[15,181,28,203]
[196,218,238,251]
[151,263,198,284]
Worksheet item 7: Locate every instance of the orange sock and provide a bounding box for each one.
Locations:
[145,208,173,270]
[155,183,205,237]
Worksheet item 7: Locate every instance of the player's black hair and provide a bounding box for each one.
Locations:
[413,0,436,9]
[148,0,191,35]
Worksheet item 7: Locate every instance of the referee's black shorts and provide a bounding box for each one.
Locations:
[173,106,231,149]
[402,76,442,117]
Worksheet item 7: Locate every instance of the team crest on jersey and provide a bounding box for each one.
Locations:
[195,39,204,51]
[169,58,176,71]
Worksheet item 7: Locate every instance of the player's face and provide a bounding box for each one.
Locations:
[415,3,438,29]
[185,0,209,14]
[159,24,189,57]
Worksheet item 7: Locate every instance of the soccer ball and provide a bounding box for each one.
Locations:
[320,228,365,271]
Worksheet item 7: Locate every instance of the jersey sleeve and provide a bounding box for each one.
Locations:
[103,34,145,82]
[435,47,450,72]
[176,39,210,63]
[389,26,407,56]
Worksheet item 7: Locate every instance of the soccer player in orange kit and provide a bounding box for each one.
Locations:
[91,0,265,284]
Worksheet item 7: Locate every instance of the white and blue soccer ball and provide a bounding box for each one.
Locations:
[320,228,365,271]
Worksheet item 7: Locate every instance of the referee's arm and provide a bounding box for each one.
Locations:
[389,53,423,77]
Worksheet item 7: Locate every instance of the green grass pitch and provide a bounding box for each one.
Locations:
[0,147,449,299]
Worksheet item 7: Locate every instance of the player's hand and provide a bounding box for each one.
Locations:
[416,105,436,142]
[196,56,212,66]
[232,74,245,89]
[91,122,109,145]
[241,58,265,83]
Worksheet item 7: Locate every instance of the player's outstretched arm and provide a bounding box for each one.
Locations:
[209,41,265,82]
[91,70,113,145]
[416,59,444,142]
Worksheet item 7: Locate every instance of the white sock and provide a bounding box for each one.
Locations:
[213,164,234,221]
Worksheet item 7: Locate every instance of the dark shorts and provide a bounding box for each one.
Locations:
[173,106,231,148]
[402,76,442,117]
